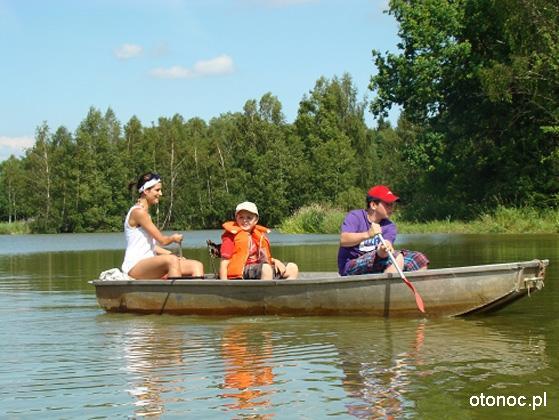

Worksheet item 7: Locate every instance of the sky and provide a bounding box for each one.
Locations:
[0,0,399,162]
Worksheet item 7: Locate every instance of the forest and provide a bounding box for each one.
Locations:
[1,0,557,233]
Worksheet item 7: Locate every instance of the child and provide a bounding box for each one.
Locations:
[219,201,298,280]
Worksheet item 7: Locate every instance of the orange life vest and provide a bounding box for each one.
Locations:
[221,221,273,279]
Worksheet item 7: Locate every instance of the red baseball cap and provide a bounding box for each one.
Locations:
[367,185,400,203]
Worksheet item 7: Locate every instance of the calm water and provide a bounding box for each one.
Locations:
[0,232,557,418]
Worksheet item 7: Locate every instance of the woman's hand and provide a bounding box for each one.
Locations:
[171,233,183,244]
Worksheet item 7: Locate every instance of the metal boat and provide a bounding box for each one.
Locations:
[90,259,548,317]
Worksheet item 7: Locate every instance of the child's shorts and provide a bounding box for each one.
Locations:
[344,249,429,275]
[243,262,290,279]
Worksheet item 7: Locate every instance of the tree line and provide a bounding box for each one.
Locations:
[1,75,392,232]
[1,0,557,233]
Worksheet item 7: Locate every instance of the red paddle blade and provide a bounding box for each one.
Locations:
[402,275,426,313]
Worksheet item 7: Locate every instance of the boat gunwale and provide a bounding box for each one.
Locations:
[89,259,548,287]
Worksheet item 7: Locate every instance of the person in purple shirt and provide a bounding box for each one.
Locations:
[337,185,429,276]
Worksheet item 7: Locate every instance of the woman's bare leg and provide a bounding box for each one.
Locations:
[129,255,182,279]
[179,258,204,277]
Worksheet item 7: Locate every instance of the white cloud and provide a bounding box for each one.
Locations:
[114,43,144,59]
[0,136,34,161]
[150,54,234,79]
[193,54,234,76]
[0,136,35,150]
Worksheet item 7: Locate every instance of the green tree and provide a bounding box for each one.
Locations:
[370,0,559,218]
[50,126,77,232]
[121,116,148,186]
[24,122,55,231]
[153,114,192,229]
[295,75,370,205]
[0,156,27,223]
[205,112,247,226]
[71,107,125,231]
[236,93,305,225]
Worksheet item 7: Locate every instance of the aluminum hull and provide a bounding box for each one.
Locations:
[90,260,548,317]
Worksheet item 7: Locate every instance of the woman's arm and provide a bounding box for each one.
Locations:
[155,245,172,255]
[130,208,182,246]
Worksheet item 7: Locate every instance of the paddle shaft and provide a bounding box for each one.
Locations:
[160,239,188,314]
[376,233,425,313]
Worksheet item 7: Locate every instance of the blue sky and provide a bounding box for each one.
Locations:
[0,0,399,162]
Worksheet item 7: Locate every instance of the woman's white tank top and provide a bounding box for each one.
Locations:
[121,205,157,274]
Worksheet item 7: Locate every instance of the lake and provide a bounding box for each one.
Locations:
[0,232,557,418]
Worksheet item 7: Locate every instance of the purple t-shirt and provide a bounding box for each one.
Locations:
[337,209,397,275]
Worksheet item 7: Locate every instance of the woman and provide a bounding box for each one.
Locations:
[121,172,204,279]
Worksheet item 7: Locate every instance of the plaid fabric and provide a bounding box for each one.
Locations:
[243,263,264,279]
[401,249,430,271]
[344,249,429,275]
[344,251,396,275]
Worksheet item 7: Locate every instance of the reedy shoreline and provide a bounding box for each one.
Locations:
[2,205,557,235]
[278,204,559,235]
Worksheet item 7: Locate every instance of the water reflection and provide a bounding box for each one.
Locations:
[341,322,426,418]
[116,317,549,418]
[333,318,548,418]
[220,325,275,415]
[122,320,185,417]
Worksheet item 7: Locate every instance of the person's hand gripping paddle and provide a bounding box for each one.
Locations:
[377,233,425,313]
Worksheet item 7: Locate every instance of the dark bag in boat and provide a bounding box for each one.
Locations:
[207,240,221,258]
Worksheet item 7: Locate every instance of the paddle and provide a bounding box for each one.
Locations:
[376,233,425,313]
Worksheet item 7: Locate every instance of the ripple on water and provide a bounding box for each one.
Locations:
[0,259,556,418]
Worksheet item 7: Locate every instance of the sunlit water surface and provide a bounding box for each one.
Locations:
[0,231,557,418]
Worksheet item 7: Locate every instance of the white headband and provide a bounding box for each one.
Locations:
[138,177,161,193]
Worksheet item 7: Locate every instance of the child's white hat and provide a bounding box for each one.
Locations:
[235,201,259,216]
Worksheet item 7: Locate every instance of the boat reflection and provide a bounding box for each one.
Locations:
[219,324,275,416]
[111,315,548,418]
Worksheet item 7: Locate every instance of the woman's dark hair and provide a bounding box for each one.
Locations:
[128,172,160,193]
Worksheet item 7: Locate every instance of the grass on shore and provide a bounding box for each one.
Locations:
[2,206,557,235]
[278,204,559,234]
[0,221,31,235]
